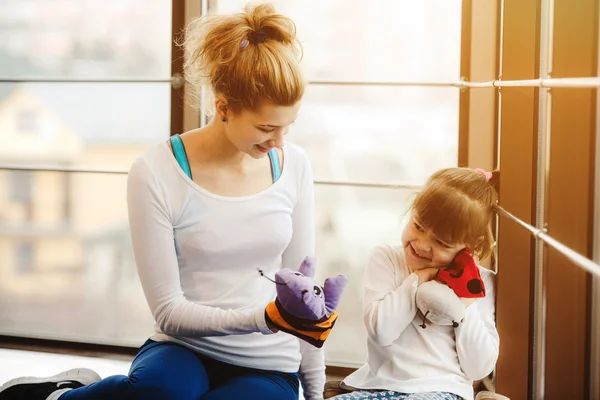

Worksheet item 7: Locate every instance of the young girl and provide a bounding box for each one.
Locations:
[0,4,326,400]
[332,168,500,400]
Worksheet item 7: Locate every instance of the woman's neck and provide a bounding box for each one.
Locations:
[185,118,247,167]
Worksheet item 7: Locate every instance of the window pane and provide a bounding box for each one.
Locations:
[0,170,412,367]
[210,0,462,82]
[314,185,415,366]
[0,171,153,345]
[290,85,459,185]
[0,83,171,169]
[0,0,172,79]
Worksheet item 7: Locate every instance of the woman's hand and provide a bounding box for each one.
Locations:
[266,315,279,333]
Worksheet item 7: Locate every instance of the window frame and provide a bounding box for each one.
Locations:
[0,0,473,377]
[494,0,598,398]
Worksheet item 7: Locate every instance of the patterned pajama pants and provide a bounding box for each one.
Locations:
[329,390,462,400]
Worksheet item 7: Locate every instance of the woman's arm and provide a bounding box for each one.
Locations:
[281,149,325,400]
[127,157,272,337]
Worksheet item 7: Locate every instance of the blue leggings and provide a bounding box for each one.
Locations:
[59,340,299,400]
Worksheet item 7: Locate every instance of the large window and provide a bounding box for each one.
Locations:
[210,0,462,366]
[0,0,463,368]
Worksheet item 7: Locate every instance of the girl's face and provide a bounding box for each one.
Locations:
[401,211,466,271]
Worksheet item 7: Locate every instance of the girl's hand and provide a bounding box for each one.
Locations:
[461,298,476,308]
[414,268,439,285]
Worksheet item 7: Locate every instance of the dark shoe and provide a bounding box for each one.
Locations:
[0,368,101,400]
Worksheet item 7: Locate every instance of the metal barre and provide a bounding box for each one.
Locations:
[496,205,600,278]
[0,165,598,277]
[314,77,600,88]
[3,76,600,88]
[0,164,419,190]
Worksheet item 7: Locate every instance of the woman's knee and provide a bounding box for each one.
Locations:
[127,342,209,399]
[126,378,205,400]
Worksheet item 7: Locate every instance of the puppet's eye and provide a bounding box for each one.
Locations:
[294,272,303,277]
[313,285,323,297]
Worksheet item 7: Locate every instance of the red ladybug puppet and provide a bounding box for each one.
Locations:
[436,249,486,299]
[415,249,487,329]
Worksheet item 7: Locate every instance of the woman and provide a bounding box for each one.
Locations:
[0,4,325,400]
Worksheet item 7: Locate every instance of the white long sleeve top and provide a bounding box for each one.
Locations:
[343,245,499,400]
[126,141,325,399]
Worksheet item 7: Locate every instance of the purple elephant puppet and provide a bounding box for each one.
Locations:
[264,256,348,348]
[275,256,348,320]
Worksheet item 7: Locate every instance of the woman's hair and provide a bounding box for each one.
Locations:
[412,168,500,260]
[180,3,305,114]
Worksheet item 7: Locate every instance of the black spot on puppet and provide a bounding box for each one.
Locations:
[449,268,464,279]
[467,278,485,295]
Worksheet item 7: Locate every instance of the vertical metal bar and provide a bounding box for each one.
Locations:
[547,0,555,76]
[495,0,505,173]
[199,0,209,128]
[170,0,186,136]
[492,0,503,283]
[458,0,472,167]
[532,0,553,398]
[590,0,600,395]
[497,0,505,81]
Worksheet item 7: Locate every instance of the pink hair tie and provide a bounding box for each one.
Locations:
[475,168,493,181]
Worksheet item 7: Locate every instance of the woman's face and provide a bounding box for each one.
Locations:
[220,101,301,159]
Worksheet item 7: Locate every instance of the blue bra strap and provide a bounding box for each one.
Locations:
[171,134,278,183]
[268,148,281,182]
[170,134,192,179]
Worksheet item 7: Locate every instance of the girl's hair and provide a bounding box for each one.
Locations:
[412,168,499,261]
[180,3,305,114]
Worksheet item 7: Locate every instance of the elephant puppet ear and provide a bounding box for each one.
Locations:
[298,256,316,278]
[324,275,349,316]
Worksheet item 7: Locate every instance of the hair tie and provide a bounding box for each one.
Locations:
[475,168,493,181]
[249,29,268,44]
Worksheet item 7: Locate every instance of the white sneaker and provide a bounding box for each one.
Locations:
[0,368,101,400]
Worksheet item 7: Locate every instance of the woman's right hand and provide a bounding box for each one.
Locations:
[264,301,338,347]
[265,315,279,333]
[414,267,440,285]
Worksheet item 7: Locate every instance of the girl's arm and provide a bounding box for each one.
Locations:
[363,245,420,347]
[455,269,500,380]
